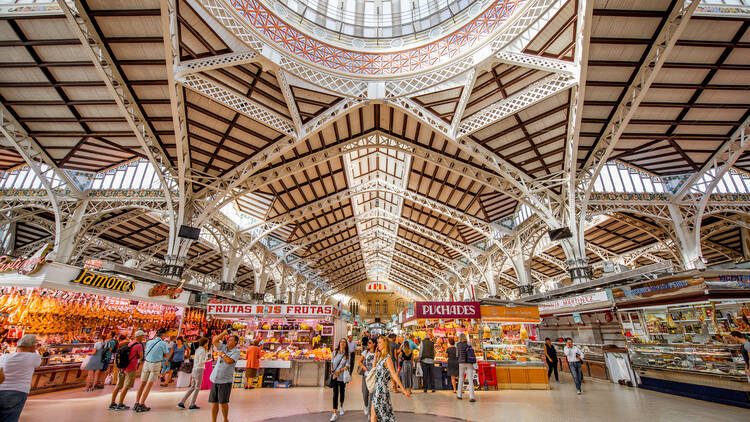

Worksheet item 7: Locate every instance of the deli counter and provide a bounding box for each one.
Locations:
[527,341,613,381]
[31,343,91,394]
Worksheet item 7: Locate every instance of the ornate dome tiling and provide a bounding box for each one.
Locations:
[230,0,525,75]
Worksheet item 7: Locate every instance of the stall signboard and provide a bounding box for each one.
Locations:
[705,274,750,290]
[611,277,704,302]
[480,305,540,322]
[70,268,136,293]
[0,243,51,275]
[148,283,183,299]
[415,301,481,319]
[207,303,339,318]
[366,282,391,293]
[538,290,611,313]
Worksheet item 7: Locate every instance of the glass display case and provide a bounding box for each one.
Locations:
[43,343,94,366]
[482,340,544,366]
[627,342,747,379]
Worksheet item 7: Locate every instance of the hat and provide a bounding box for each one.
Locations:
[18,334,37,348]
[134,330,146,338]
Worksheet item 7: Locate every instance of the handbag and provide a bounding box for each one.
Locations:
[326,374,335,388]
[180,360,193,373]
[80,356,91,370]
[365,365,377,392]
[342,369,351,384]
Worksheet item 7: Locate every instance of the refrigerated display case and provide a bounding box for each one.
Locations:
[29,343,92,394]
[527,341,611,380]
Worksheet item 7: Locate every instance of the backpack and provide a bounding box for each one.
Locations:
[116,342,135,369]
[103,339,117,363]
[466,345,477,364]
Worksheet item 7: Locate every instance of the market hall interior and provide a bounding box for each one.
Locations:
[3,0,750,421]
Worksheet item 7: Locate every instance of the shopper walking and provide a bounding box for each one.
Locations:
[544,337,559,382]
[134,328,169,412]
[399,341,413,395]
[357,338,376,419]
[209,330,241,422]
[361,331,370,354]
[178,336,209,410]
[455,333,476,402]
[369,336,411,422]
[347,334,358,373]
[418,334,436,393]
[730,331,750,382]
[83,335,106,391]
[245,339,261,388]
[0,334,41,422]
[109,330,144,411]
[330,338,350,421]
[446,337,458,392]
[563,338,584,394]
[162,336,188,386]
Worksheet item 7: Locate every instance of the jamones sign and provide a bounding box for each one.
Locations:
[366,282,391,293]
[207,304,338,318]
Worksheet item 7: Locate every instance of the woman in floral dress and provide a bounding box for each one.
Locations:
[370,337,411,422]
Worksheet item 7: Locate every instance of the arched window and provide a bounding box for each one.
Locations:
[383,300,388,315]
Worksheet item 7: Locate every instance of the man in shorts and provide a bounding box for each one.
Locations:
[210,330,241,422]
[134,328,169,412]
[108,330,144,411]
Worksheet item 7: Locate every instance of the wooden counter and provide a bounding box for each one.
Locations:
[30,363,87,395]
[495,365,550,390]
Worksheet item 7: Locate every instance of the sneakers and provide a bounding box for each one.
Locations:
[469,398,476,403]
[188,405,200,410]
[108,403,118,410]
[134,404,151,412]
[329,413,338,421]
[456,396,462,400]
[577,390,582,395]
[116,404,130,411]
[338,408,345,416]
[177,403,185,409]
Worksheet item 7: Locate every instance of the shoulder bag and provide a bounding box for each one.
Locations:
[365,362,377,392]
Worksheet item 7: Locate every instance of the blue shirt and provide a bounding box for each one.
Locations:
[171,344,188,362]
[210,344,241,384]
[144,338,170,363]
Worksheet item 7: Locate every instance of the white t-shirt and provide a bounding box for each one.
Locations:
[0,351,42,394]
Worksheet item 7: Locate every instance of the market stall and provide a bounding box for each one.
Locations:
[0,249,190,394]
[613,271,750,408]
[402,301,483,390]
[534,290,632,383]
[479,301,548,390]
[206,303,340,387]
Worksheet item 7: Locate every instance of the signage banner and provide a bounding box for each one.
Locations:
[148,283,184,299]
[480,305,540,321]
[366,282,392,293]
[538,290,611,313]
[207,303,338,318]
[70,268,136,293]
[414,301,481,319]
[0,243,51,275]
[611,277,704,302]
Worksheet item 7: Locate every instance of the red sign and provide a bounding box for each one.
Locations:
[415,301,481,319]
[207,304,339,318]
[148,283,184,299]
[0,243,51,276]
[366,282,391,292]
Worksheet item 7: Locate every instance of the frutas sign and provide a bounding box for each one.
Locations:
[207,304,338,318]
[0,243,52,276]
[415,301,481,319]
[70,268,136,293]
[366,282,391,293]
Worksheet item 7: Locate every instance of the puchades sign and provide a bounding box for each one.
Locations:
[366,281,392,293]
[207,304,340,318]
[415,301,481,319]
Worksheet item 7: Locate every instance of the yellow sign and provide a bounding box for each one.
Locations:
[480,305,540,322]
[70,268,136,293]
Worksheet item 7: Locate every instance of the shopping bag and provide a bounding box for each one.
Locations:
[415,363,423,377]
[176,371,191,388]
[80,356,91,370]
[104,373,114,385]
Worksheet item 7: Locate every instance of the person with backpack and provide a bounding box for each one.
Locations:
[108,330,145,411]
[96,331,119,389]
[455,333,476,402]
[134,328,169,413]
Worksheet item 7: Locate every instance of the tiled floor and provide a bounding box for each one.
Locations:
[21,374,750,421]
